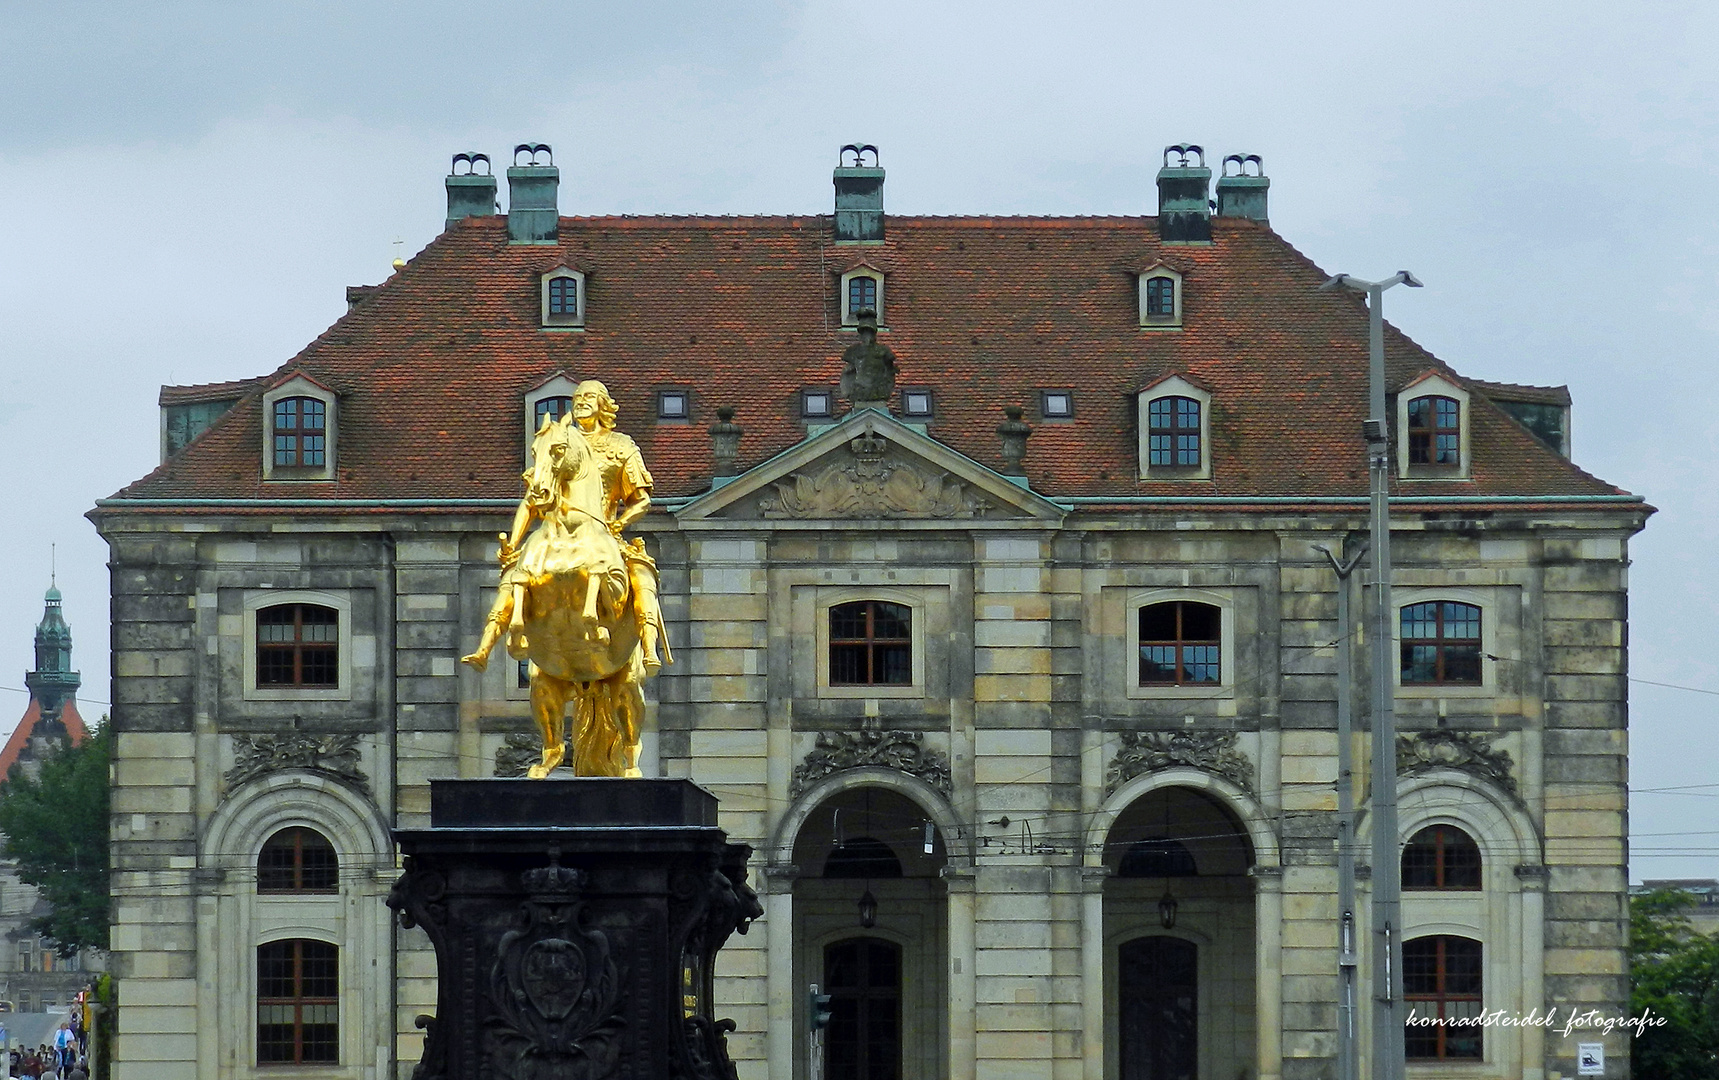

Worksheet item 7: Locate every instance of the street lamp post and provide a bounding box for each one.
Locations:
[1320,270,1422,1080]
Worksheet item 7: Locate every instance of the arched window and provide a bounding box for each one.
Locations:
[1408,395,1460,466]
[1404,935,1482,1060]
[1400,601,1481,685]
[258,827,339,894]
[1117,838,1198,878]
[271,397,326,468]
[824,938,901,1080]
[1145,276,1176,318]
[257,939,338,1064]
[534,395,572,430]
[848,275,878,318]
[256,603,339,687]
[547,275,578,316]
[1401,825,1481,890]
[1147,396,1201,467]
[829,601,911,686]
[823,837,904,879]
[1138,602,1220,685]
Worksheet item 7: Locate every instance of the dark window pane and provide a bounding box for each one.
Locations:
[1139,604,1178,640]
[829,602,912,686]
[874,644,911,684]
[849,277,877,315]
[1180,604,1219,640]
[830,644,867,685]
[1118,838,1198,878]
[871,603,911,640]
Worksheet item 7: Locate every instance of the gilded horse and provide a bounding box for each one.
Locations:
[507,414,650,777]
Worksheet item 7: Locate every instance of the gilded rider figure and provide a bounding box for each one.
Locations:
[462,379,669,674]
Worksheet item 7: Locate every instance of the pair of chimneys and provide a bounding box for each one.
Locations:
[1157,144,1270,242]
[444,142,1263,246]
[444,143,889,245]
[444,144,559,243]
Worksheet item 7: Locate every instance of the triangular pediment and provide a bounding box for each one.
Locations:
[676,409,1066,524]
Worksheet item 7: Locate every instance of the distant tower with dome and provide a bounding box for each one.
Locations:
[6,581,87,779]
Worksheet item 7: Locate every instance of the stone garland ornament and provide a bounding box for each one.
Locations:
[760,433,992,520]
[224,732,370,796]
[1104,730,1256,796]
[790,720,953,796]
[1396,729,1519,799]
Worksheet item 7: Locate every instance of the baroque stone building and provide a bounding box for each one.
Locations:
[95,145,1647,1080]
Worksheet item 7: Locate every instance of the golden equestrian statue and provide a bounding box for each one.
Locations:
[462,380,670,778]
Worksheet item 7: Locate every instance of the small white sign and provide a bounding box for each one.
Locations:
[1577,1042,1605,1076]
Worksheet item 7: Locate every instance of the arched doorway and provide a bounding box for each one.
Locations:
[1103,785,1255,1080]
[792,784,948,1080]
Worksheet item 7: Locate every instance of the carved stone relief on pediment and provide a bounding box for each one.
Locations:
[754,433,996,520]
[1105,730,1256,796]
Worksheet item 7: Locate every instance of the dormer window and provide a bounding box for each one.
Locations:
[1137,265,1184,328]
[1148,396,1201,466]
[540,268,586,328]
[1397,373,1470,479]
[1408,396,1460,465]
[1137,375,1211,479]
[534,396,572,430]
[261,375,337,480]
[272,398,325,468]
[840,267,885,326]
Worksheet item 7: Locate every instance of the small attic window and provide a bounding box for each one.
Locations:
[262,376,336,481]
[1396,374,1471,480]
[801,388,835,420]
[1138,266,1184,328]
[657,389,690,421]
[901,388,933,419]
[840,268,885,326]
[1040,390,1073,420]
[535,396,572,429]
[540,268,586,328]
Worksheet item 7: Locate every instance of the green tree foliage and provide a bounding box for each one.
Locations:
[1630,888,1719,1078]
[0,726,111,955]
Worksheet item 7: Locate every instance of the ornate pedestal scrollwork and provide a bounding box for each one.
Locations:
[224,731,370,796]
[1104,730,1256,796]
[1397,729,1520,799]
[790,720,952,796]
[388,779,760,1080]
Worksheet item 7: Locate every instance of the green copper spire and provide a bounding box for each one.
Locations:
[24,581,79,716]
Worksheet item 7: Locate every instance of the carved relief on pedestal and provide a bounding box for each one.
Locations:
[1104,730,1256,796]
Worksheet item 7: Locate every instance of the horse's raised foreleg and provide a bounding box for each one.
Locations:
[580,569,610,645]
[527,670,574,778]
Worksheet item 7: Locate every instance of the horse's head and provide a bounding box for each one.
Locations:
[525,414,590,504]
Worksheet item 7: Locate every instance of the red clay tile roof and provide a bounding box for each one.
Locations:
[0,698,87,781]
[159,377,266,407]
[1468,378,1572,407]
[113,214,1629,503]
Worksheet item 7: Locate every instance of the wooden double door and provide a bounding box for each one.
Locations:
[1119,935,1198,1080]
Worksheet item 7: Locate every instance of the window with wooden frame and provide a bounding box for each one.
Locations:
[1404,936,1483,1060]
[548,275,578,317]
[1400,601,1482,685]
[256,604,340,688]
[848,275,878,319]
[257,939,339,1065]
[1401,825,1481,890]
[1147,396,1202,468]
[1408,395,1461,466]
[534,395,572,430]
[272,397,327,468]
[1145,276,1176,318]
[258,827,339,895]
[829,601,912,686]
[1138,601,1220,686]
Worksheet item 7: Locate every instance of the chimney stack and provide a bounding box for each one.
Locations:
[833,144,885,242]
[445,153,497,230]
[1156,144,1212,243]
[1215,154,1269,224]
[507,143,559,245]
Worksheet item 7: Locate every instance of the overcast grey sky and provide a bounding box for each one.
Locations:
[2,1,1714,877]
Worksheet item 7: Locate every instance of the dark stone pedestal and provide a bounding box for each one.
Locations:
[389,778,761,1080]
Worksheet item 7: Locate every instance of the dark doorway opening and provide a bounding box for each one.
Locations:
[1119,935,1197,1080]
[824,937,902,1080]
